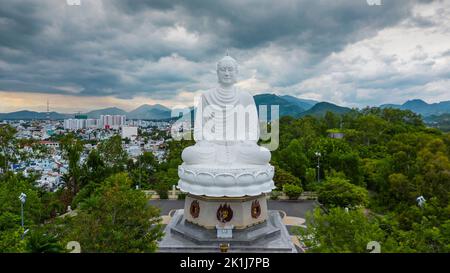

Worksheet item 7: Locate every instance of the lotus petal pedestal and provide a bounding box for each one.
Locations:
[177,163,275,197]
[177,163,275,229]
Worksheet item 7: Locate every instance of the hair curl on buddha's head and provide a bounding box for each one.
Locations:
[217,54,239,74]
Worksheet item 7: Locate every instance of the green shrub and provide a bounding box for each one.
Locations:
[177,192,187,200]
[283,184,303,200]
[270,190,282,200]
[155,183,169,199]
[273,167,301,190]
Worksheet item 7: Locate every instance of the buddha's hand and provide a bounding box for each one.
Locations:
[240,140,257,147]
[196,140,208,146]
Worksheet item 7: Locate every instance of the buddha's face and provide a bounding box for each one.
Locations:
[217,59,237,86]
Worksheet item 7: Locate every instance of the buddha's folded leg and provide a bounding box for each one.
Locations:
[236,144,271,165]
[214,143,236,164]
[181,144,216,165]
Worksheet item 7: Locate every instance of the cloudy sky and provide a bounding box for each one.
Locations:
[1,0,450,113]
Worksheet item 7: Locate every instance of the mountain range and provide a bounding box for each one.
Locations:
[380,99,450,117]
[1,95,450,121]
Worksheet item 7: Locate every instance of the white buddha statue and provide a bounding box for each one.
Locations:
[178,54,274,197]
[181,54,271,166]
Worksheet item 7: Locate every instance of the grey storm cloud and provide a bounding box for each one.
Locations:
[113,0,414,59]
[0,0,446,106]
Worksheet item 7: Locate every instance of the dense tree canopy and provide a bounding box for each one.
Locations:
[317,177,368,208]
[272,108,450,252]
[1,106,449,252]
[65,173,163,252]
[297,208,385,253]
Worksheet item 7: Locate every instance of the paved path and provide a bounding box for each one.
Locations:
[149,199,317,218]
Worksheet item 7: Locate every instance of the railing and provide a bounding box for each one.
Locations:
[143,189,318,201]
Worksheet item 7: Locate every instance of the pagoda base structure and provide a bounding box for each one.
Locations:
[158,191,297,253]
[157,209,297,253]
[158,163,297,252]
[183,194,268,229]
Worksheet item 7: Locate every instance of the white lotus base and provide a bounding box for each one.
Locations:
[177,163,275,197]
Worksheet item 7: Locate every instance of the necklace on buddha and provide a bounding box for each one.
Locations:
[207,86,239,108]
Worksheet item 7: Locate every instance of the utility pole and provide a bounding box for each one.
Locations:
[139,154,141,189]
[46,99,51,124]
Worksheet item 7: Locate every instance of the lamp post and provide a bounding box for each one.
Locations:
[139,153,142,190]
[315,152,321,183]
[19,192,27,229]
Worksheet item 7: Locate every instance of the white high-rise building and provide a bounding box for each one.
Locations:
[85,119,98,129]
[64,119,86,131]
[99,115,126,129]
[64,115,125,130]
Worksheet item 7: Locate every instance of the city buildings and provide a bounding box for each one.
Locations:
[2,118,173,191]
[121,126,138,140]
[63,115,126,131]
[99,115,126,129]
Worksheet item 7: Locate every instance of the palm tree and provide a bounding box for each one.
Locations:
[26,229,64,253]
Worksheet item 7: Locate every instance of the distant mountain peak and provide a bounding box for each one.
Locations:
[380,98,450,117]
[85,107,127,119]
[299,101,351,117]
[132,104,170,111]
[279,95,318,111]
[127,103,172,120]
[253,93,306,118]
[404,99,428,106]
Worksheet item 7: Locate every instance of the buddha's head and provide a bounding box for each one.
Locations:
[217,54,238,87]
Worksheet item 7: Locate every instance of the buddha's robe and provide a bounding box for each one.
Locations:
[181,86,271,166]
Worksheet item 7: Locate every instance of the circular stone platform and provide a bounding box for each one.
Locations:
[177,163,275,197]
[158,210,297,253]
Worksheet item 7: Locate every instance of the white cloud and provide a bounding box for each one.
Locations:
[269,0,450,107]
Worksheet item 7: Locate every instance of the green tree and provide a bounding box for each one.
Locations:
[297,207,385,253]
[415,141,450,206]
[273,166,301,190]
[323,111,340,129]
[97,135,128,172]
[312,138,363,185]
[317,177,368,208]
[151,169,178,199]
[67,173,163,252]
[60,134,83,204]
[303,167,319,191]
[0,124,17,173]
[0,173,43,225]
[25,228,64,253]
[128,152,158,189]
[283,183,303,200]
[277,139,309,178]
[0,227,26,253]
[387,173,416,205]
